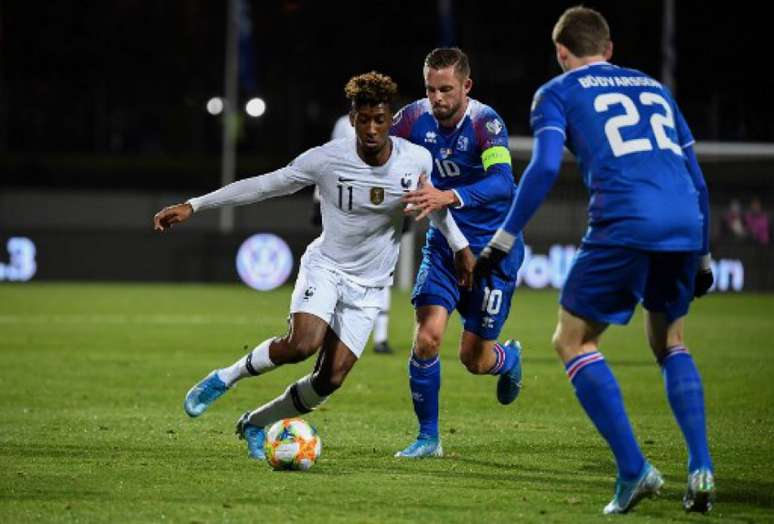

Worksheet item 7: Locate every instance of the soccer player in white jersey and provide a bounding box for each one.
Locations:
[153,72,474,460]
[315,112,396,355]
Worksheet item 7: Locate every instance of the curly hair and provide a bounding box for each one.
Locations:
[344,71,398,109]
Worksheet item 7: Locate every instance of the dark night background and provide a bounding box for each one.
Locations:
[1,1,770,192]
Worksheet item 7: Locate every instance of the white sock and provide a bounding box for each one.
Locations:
[373,313,389,344]
[247,374,328,428]
[217,338,276,387]
[373,288,391,344]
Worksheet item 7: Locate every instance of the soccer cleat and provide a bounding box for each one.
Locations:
[183,370,229,418]
[235,411,266,460]
[374,341,394,354]
[496,340,523,405]
[603,463,664,515]
[394,436,443,458]
[683,468,716,513]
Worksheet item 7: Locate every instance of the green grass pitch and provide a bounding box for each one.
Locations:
[1,283,772,522]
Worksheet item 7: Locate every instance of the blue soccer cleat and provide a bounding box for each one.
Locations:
[183,370,229,418]
[683,468,715,513]
[496,340,523,405]
[235,411,266,460]
[603,462,664,515]
[394,435,443,458]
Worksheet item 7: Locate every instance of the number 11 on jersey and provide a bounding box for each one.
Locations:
[337,181,353,211]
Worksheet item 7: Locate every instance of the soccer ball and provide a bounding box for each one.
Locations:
[264,418,322,471]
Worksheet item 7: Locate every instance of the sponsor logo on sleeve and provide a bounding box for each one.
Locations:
[485,119,503,135]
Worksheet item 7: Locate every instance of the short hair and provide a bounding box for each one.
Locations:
[424,47,471,79]
[344,71,398,110]
[552,6,611,57]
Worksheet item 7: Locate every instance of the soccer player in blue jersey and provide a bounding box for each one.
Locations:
[475,7,715,515]
[391,47,525,458]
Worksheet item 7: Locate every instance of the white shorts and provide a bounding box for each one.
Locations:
[289,263,383,357]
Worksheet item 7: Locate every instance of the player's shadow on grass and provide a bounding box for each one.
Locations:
[712,477,774,508]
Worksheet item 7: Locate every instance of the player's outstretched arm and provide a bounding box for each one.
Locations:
[474,129,564,280]
[402,181,457,221]
[153,203,193,232]
[414,173,473,289]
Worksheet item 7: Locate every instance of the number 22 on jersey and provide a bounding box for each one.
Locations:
[594,92,682,158]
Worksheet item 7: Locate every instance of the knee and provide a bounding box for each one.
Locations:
[414,329,442,359]
[311,369,346,396]
[552,328,578,359]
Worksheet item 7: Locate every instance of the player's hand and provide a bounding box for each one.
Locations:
[694,268,714,297]
[453,246,475,290]
[693,253,714,297]
[474,244,507,282]
[403,175,457,221]
[153,203,193,232]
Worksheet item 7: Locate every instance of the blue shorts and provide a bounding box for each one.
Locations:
[559,244,698,325]
[412,241,525,340]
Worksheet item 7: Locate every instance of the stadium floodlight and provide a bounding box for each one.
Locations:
[206,97,224,115]
[245,97,266,118]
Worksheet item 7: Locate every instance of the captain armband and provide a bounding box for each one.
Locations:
[481,146,512,171]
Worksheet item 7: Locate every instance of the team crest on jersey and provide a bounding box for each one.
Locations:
[400,174,412,190]
[456,136,469,151]
[370,187,384,205]
[424,131,437,144]
[485,119,503,136]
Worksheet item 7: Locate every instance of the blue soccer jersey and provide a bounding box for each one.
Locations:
[531,62,702,251]
[391,98,518,254]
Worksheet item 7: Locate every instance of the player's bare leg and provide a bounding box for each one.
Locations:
[458,331,523,404]
[236,327,357,460]
[395,305,448,458]
[646,311,715,513]
[554,307,663,514]
[551,308,606,363]
[184,313,327,418]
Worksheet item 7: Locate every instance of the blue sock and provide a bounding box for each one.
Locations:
[566,352,645,481]
[661,346,713,473]
[488,341,518,375]
[409,351,441,438]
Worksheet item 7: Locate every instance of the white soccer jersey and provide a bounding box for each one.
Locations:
[188,136,468,287]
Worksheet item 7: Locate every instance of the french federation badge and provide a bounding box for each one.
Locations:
[370,187,384,204]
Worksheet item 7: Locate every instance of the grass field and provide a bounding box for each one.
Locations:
[1,283,773,523]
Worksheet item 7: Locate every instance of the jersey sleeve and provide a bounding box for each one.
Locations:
[529,86,567,138]
[473,107,510,157]
[673,103,695,149]
[453,107,513,209]
[390,101,421,140]
[188,147,325,212]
